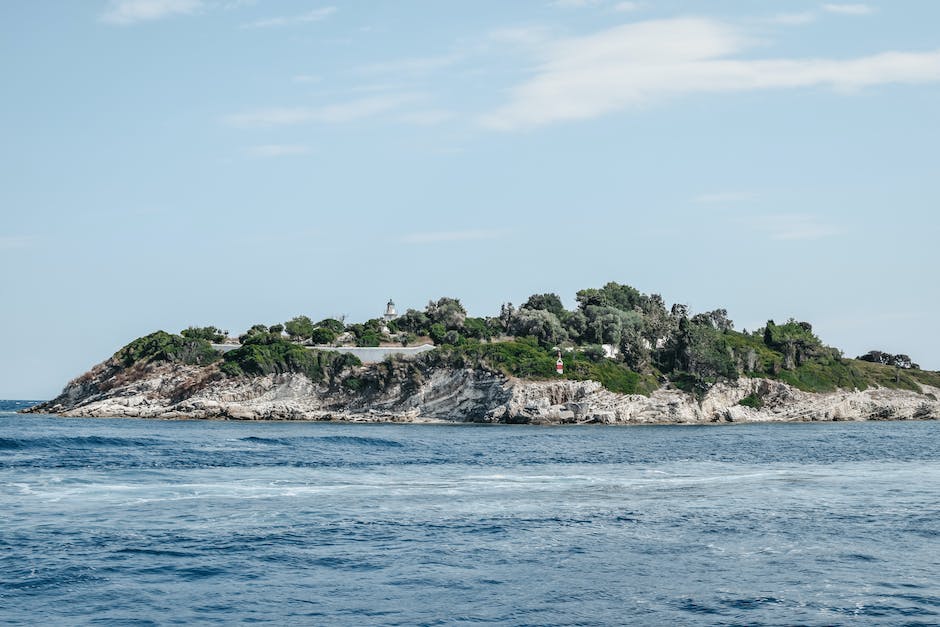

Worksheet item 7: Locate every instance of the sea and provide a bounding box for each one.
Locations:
[2,399,939,626]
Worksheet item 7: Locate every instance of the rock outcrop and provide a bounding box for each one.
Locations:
[25,356,940,425]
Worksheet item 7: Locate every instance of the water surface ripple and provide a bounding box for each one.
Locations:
[2,401,939,625]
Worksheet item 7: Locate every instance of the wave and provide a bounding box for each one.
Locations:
[316,435,404,448]
[0,435,161,451]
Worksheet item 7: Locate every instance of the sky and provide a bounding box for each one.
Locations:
[2,0,939,398]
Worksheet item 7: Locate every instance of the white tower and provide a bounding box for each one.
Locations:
[384,299,397,322]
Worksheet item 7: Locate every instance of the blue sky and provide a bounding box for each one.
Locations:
[2,0,939,398]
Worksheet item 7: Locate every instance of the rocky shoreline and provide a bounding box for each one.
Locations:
[24,357,940,425]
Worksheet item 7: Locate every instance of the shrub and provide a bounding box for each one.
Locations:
[117,331,220,367]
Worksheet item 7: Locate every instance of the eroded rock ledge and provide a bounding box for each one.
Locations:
[25,358,940,425]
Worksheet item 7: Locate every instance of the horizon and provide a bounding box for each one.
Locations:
[3,1,939,398]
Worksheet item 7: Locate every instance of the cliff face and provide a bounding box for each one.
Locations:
[26,355,940,424]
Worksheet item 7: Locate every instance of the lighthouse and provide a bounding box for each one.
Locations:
[556,350,564,375]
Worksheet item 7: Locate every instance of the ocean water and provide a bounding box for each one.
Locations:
[2,400,939,626]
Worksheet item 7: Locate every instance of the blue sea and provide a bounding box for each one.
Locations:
[2,400,939,626]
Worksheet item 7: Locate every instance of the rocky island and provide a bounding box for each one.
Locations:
[26,283,940,424]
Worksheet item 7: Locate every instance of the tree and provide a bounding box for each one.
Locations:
[284,316,315,341]
[316,318,345,334]
[508,308,568,347]
[310,327,337,345]
[395,309,430,335]
[425,297,467,329]
[181,326,227,343]
[498,302,515,330]
[523,293,566,317]
[563,310,588,343]
[268,324,284,335]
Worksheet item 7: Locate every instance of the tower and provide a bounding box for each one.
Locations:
[384,299,397,322]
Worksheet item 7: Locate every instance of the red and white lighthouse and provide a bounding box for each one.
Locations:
[555,350,564,375]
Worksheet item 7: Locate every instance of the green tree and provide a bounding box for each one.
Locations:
[180,326,227,343]
[284,316,315,341]
[425,297,467,329]
[508,308,568,347]
[523,293,566,317]
[316,318,345,334]
[310,327,337,345]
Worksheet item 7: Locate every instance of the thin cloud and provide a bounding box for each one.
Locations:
[481,17,940,130]
[242,6,335,29]
[223,94,418,127]
[612,2,641,12]
[822,3,875,16]
[400,230,508,244]
[100,0,203,25]
[247,144,310,157]
[767,12,817,25]
[695,191,757,204]
[550,0,602,7]
[749,214,841,241]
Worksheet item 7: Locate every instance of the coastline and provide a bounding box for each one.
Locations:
[23,359,940,425]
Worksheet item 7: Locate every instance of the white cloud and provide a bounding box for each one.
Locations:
[100,0,203,25]
[695,191,757,204]
[223,94,418,127]
[242,6,335,28]
[291,74,320,84]
[822,3,875,15]
[550,0,602,7]
[612,2,641,12]
[247,144,310,157]
[768,12,817,25]
[400,229,507,244]
[481,17,940,130]
[749,214,841,240]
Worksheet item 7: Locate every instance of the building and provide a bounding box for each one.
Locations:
[383,299,398,322]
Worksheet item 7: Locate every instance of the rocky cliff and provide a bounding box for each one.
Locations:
[26,354,940,425]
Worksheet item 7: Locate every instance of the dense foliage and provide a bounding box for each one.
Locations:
[117,331,220,367]
[219,331,360,380]
[141,280,935,398]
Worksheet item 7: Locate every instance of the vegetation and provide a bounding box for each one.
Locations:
[180,326,227,343]
[117,331,220,367]
[126,281,937,399]
[219,331,360,380]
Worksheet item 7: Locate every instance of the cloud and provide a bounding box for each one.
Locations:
[400,229,507,244]
[481,17,940,130]
[291,74,320,84]
[695,191,757,204]
[612,2,641,12]
[100,0,203,24]
[242,6,335,28]
[550,0,602,7]
[822,3,875,15]
[748,214,841,240]
[247,144,310,157]
[768,12,817,25]
[223,94,418,127]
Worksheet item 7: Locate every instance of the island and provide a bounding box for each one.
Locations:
[25,283,940,424]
